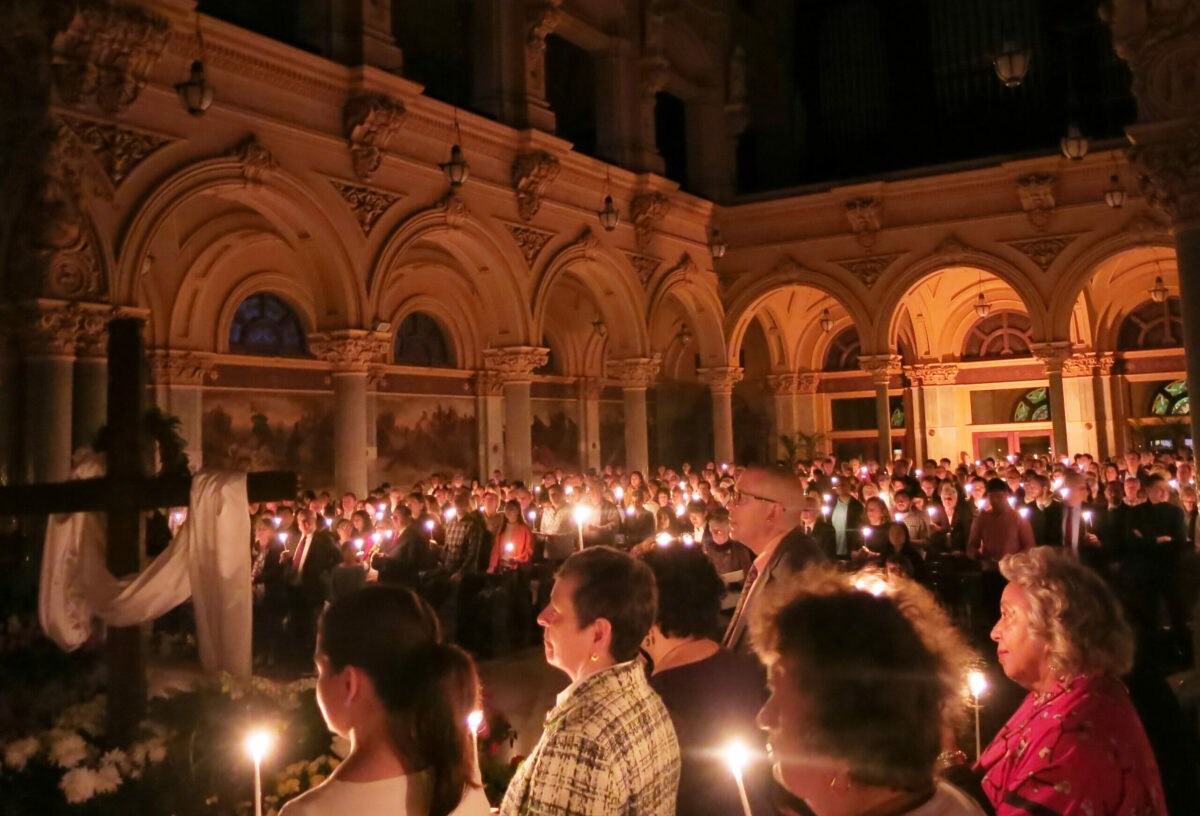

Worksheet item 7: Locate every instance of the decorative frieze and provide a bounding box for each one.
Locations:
[858,354,903,384]
[904,363,959,387]
[1030,342,1074,374]
[630,192,669,249]
[148,350,217,386]
[330,180,403,236]
[1005,235,1079,272]
[697,366,745,394]
[1061,351,1117,378]
[501,220,556,268]
[57,114,172,189]
[483,346,549,382]
[765,372,819,396]
[343,93,407,181]
[625,252,662,287]
[52,0,170,114]
[1016,173,1056,229]
[511,151,560,221]
[834,254,901,289]
[606,356,662,388]
[310,331,390,371]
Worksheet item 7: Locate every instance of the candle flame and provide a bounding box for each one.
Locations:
[723,741,750,777]
[467,710,484,734]
[967,669,988,699]
[245,729,273,764]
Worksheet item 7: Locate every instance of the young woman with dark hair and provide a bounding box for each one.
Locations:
[487,499,533,572]
[281,586,488,816]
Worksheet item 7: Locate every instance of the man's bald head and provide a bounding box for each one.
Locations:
[730,466,809,553]
[735,465,810,511]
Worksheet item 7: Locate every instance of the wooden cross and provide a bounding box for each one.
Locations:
[0,318,296,741]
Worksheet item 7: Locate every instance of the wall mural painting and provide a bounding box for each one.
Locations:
[203,391,335,489]
[531,401,579,472]
[376,396,478,488]
[599,401,625,469]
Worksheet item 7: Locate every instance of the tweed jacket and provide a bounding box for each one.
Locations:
[500,659,680,816]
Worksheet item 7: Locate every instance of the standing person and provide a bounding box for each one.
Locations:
[252,515,288,664]
[962,548,1166,815]
[500,547,680,816]
[752,567,983,816]
[639,544,771,816]
[830,477,865,557]
[1021,474,1058,548]
[329,541,367,602]
[892,490,931,552]
[929,481,972,555]
[1045,472,1106,571]
[1127,474,1190,666]
[280,586,489,816]
[967,479,1035,625]
[284,509,342,661]
[487,499,534,571]
[722,466,825,653]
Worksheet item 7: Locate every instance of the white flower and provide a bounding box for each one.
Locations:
[4,736,40,771]
[330,736,350,759]
[145,737,167,763]
[306,759,321,775]
[100,749,128,772]
[93,763,121,795]
[49,732,88,769]
[309,773,325,787]
[60,767,98,803]
[277,777,301,796]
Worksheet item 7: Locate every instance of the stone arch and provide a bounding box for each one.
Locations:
[1048,232,1177,343]
[648,256,726,368]
[370,197,531,351]
[210,274,319,355]
[531,230,650,362]
[876,249,1046,354]
[388,296,476,370]
[117,145,362,329]
[724,259,873,367]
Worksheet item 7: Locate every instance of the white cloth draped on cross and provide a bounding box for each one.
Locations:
[38,450,253,677]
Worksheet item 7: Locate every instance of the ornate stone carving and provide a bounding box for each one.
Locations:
[310,331,390,371]
[1061,351,1117,378]
[904,363,959,387]
[227,136,278,186]
[575,226,601,259]
[511,151,560,221]
[858,354,903,384]
[932,235,971,262]
[330,180,402,236]
[58,114,172,189]
[834,254,901,289]
[1130,124,1200,225]
[76,306,120,358]
[148,350,217,385]
[630,192,670,249]
[483,346,549,382]
[15,301,117,357]
[526,1,562,51]
[697,366,745,394]
[440,191,470,227]
[664,253,699,283]
[343,93,407,180]
[475,369,505,396]
[844,197,881,247]
[1030,342,1074,374]
[367,366,388,391]
[765,372,818,396]
[1005,235,1079,272]
[52,0,169,114]
[606,356,662,388]
[625,252,662,287]
[502,220,556,268]
[1016,173,1057,229]
[1108,1,1200,122]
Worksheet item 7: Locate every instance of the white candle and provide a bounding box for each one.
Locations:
[245,729,273,816]
[967,670,988,760]
[723,741,753,816]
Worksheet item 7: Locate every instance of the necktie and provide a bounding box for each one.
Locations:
[294,534,310,575]
[723,564,760,650]
[1065,512,1075,552]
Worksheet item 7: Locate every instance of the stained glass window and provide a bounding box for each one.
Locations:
[1150,380,1189,417]
[1013,387,1050,423]
[963,311,1033,359]
[229,293,308,357]
[394,312,454,368]
[823,327,861,371]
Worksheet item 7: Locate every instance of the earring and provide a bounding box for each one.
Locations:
[590,654,599,663]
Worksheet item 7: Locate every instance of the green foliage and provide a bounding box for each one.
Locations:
[780,430,826,465]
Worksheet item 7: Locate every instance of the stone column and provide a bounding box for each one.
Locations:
[859,355,902,464]
[18,304,80,484]
[147,351,216,473]
[792,373,822,452]
[472,0,560,131]
[475,371,506,480]
[312,331,389,497]
[578,377,603,472]
[73,313,111,452]
[607,357,662,475]
[595,38,640,167]
[1032,343,1072,459]
[1096,357,1124,459]
[484,346,549,485]
[698,366,745,467]
[906,364,960,464]
[1062,353,1107,457]
[765,373,800,462]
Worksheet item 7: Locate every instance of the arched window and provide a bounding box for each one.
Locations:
[1150,380,1189,417]
[1012,387,1050,422]
[963,311,1033,360]
[393,312,454,368]
[228,293,307,357]
[1118,297,1182,351]
[823,327,861,371]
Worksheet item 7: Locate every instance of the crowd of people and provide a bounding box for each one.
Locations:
[237,448,1198,815]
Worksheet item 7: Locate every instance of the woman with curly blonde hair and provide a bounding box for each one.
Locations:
[752,567,984,815]
[979,547,1164,815]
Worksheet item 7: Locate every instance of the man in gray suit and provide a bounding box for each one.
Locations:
[722,466,826,653]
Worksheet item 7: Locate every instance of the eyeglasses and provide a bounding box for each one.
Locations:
[731,489,782,508]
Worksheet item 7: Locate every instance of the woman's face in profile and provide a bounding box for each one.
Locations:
[758,660,840,801]
[314,648,353,738]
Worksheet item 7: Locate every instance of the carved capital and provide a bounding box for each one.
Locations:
[483,346,549,382]
[52,0,169,114]
[1130,125,1200,226]
[511,151,560,221]
[904,363,959,387]
[475,369,505,396]
[843,197,881,248]
[765,372,819,396]
[14,301,115,357]
[1016,173,1057,229]
[859,354,903,384]
[697,366,745,394]
[76,305,122,357]
[344,93,407,180]
[1061,351,1117,378]
[148,350,216,386]
[630,192,670,249]
[1108,2,1200,122]
[606,356,662,388]
[1031,342,1075,374]
[227,136,278,186]
[310,330,390,371]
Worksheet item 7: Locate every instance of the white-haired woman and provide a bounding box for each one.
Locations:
[978,547,1164,814]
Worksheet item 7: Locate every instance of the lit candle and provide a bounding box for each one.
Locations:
[893,512,904,523]
[967,669,988,760]
[975,499,986,511]
[915,468,923,477]
[1007,496,1016,508]
[682,533,694,545]
[564,485,574,495]
[625,506,635,518]
[371,532,382,547]
[245,729,274,816]
[444,507,457,522]
[821,505,831,517]
[723,741,754,816]
[1018,506,1030,519]
[272,516,282,528]
[572,504,591,551]
[467,709,484,767]
[353,537,364,551]
[1169,479,1179,491]
[927,506,938,518]
[822,493,832,503]
[527,509,537,523]
[831,476,840,485]
[277,532,288,544]
[655,532,674,547]
[614,486,624,500]
[861,526,872,539]
[375,510,384,522]
[424,519,435,535]
[675,504,686,517]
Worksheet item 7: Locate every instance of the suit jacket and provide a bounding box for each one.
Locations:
[290,530,342,602]
[829,497,865,555]
[1130,501,1186,567]
[1025,500,1061,548]
[722,527,827,653]
[799,520,837,561]
[255,541,288,604]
